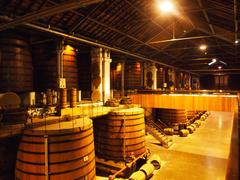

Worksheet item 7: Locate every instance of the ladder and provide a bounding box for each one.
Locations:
[145,115,173,148]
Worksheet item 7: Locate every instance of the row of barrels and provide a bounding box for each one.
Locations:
[1,107,147,179]
[163,111,210,137]
[0,32,83,93]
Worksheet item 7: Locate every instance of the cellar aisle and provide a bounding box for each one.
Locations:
[147,111,234,180]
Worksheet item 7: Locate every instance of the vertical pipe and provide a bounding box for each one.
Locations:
[121,61,125,97]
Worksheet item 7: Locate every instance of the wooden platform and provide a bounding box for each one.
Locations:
[129,94,238,112]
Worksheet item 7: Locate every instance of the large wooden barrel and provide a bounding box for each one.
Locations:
[157,108,188,129]
[186,110,197,120]
[125,62,142,89]
[15,117,96,180]
[94,107,146,161]
[0,135,21,180]
[0,32,33,92]
[63,45,79,89]
[60,88,67,109]
[70,88,77,108]
[33,42,79,91]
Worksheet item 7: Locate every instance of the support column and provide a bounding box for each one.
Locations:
[102,49,112,102]
[151,63,157,90]
[57,40,65,88]
[143,62,148,88]
[91,47,103,101]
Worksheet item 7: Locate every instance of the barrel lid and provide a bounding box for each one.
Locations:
[0,92,21,109]
[24,117,92,135]
[110,107,144,115]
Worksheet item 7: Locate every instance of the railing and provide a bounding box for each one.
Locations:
[127,89,238,95]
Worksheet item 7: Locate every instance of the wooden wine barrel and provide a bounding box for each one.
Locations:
[186,110,197,119]
[60,88,67,109]
[94,107,146,161]
[15,117,96,180]
[129,171,146,180]
[179,129,189,137]
[125,62,142,89]
[63,46,79,89]
[70,88,77,108]
[33,43,79,91]
[139,163,155,179]
[0,32,33,92]
[157,108,188,126]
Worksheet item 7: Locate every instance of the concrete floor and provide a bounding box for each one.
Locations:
[147,111,234,180]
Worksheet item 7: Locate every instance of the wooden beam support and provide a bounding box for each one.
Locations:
[0,0,103,31]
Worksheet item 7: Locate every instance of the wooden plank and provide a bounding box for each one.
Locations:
[129,94,238,112]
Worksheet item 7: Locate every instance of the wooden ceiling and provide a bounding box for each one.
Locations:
[0,0,239,75]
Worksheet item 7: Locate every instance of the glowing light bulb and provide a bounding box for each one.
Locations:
[158,0,175,13]
[199,44,207,50]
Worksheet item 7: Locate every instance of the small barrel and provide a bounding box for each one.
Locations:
[60,88,67,109]
[179,129,189,137]
[147,154,161,170]
[163,128,174,136]
[140,163,155,179]
[178,123,187,130]
[70,88,77,108]
[190,124,197,130]
[187,126,194,134]
[194,120,201,128]
[94,107,146,161]
[15,117,96,179]
[129,170,146,180]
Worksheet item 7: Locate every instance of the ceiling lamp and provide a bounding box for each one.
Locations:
[208,58,217,66]
[235,40,239,44]
[218,66,222,70]
[158,0,175,13]
[199,44,207,51]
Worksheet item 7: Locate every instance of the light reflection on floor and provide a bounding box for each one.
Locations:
[147,111,234,180]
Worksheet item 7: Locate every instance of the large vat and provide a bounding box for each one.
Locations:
[94,107,146,161]
[125,62,142,89]
[157,108,188,128]
[15,117,96,179]
[0,32,33,92]
[33,42,79,90]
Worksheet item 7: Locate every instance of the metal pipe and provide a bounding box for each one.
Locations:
[0,0,103,32]
[191,69,240,72]
[149,35,214,44]
[234,0,239,42]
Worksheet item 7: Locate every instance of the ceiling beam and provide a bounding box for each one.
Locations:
[197,0,215,35]
[46,0,177,61]
[148,35,214,44]
[0,0,103,32]
[234,0,239,42]
[191,68,240,72]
